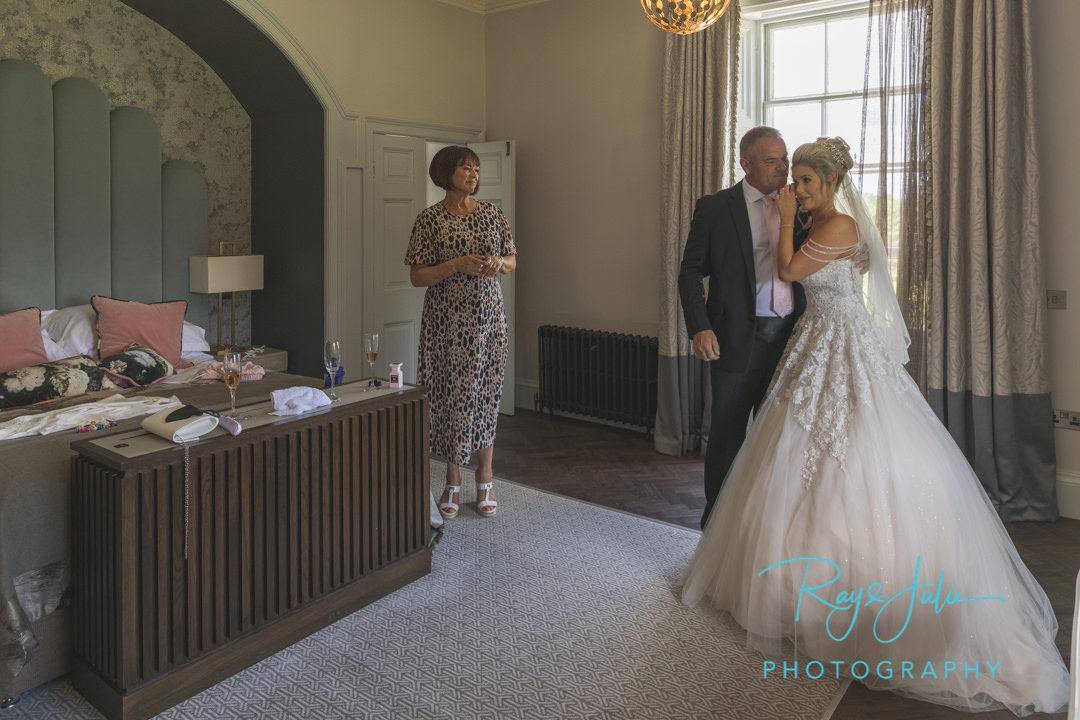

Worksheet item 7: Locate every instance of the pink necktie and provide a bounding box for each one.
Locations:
[762,195,793,317]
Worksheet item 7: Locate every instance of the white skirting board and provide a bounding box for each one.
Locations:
[1057,471,1080,520]
[514,380,537,411]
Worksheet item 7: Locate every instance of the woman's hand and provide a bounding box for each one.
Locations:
[455,254,489,276]
[478,255,504,278]
[775,183,797,224]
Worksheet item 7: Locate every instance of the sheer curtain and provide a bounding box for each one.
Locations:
[859,0,929,389]
[864,0,1056,520]
[654,5,741,456]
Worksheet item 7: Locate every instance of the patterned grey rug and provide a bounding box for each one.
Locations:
[5,466,843,720]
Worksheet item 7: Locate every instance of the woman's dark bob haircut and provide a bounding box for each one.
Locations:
[429,145,481,195]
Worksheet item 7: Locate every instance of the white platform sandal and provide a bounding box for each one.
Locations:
[476,481,497,517]
[438,485,461,520]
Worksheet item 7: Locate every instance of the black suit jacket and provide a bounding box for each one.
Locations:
[678,180,808,373]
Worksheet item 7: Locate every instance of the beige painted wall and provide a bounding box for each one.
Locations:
[248,1,1080,485]
[1031,1,1080,482]
[254,0,486,129]
[485,0,665,394]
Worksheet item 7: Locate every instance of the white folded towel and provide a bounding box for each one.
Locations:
[268,386,333,416]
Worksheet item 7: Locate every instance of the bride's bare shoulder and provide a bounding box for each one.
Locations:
[812,214,858,247]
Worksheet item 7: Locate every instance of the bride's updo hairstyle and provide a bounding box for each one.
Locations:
[791,136,854,196]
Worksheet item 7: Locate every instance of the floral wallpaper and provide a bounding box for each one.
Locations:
[0,0,252,341]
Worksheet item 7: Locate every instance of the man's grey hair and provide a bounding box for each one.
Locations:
[739,126,784,160]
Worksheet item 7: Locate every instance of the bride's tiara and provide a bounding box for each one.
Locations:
[818,139,849,170]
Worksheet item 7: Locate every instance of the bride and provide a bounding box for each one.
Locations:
[680,137,1069,716]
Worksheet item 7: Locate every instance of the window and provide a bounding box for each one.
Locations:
[742,0,921,276]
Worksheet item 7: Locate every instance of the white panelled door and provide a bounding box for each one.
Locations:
[367,135,516,415]
[468,140,516,415]
[366,134,427,385]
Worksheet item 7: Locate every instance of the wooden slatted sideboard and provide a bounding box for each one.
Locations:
[69,384,430,720]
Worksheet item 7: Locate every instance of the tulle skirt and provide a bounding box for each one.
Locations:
[680,369,1069,716]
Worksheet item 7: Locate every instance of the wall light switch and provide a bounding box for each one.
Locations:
[1047,290,1067,309]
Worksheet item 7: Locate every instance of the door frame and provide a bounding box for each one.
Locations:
[355,117,483,385]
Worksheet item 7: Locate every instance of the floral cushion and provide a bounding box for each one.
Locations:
[0,356,117,410]
[99,346,174,387]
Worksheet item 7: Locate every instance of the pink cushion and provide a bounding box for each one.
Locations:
[91,296,190,369]
[0,307,48,373]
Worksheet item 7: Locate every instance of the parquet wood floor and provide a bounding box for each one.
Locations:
[489,409,1076,720]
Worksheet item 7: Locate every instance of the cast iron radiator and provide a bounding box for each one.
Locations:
[537,325,658,433]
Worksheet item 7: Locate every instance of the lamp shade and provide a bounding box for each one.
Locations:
[189,255,264,294]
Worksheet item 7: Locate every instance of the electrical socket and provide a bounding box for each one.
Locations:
[1047,290,1067,309]
[1054,409,1080,430]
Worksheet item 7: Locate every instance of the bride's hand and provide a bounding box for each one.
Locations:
[776,184,797,225]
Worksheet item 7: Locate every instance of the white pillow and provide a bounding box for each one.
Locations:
[41,304,97,358]
[40,328,72,362]
[182,321,212,353]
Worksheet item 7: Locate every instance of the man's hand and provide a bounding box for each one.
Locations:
[693,329,720,362]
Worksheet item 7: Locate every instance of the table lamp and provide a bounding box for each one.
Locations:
[189,250,264,353]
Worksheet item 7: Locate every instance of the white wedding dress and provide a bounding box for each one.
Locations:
[681,257,1069,716]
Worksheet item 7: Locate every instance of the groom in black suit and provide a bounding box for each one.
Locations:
[678,127,808,529]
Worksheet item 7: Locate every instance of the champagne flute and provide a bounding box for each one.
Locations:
[222,351,250,420]
[324,340,342,402]
[364,333,379,391]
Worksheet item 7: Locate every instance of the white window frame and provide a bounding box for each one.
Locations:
[740,0,872,147]
[741,0,917,259]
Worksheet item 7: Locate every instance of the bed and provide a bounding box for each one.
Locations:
[0,58,431,714]
[0,361,322,702]
[0,55,293,703]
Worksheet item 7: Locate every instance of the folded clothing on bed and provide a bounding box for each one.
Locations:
[195,361,266,382]
[0,394,181,440]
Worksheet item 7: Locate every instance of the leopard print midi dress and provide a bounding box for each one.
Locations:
[405,201,516,466]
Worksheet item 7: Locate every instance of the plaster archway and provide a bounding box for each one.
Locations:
[120,0,359,376]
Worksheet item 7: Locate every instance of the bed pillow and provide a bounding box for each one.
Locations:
[41,328,72,362]
[0,355,118,410]
[40,305,97,358]
[0,308,48,373]
[91,296,189,369]
[182,321,212,354]
[99,346,174,387]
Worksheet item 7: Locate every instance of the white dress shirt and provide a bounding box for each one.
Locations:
[742,183,781,318]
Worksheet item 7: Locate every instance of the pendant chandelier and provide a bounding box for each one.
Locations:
[640,0,732,35]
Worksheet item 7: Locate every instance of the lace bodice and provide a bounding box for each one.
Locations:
[798,257,866,311]
[767,259,914,487]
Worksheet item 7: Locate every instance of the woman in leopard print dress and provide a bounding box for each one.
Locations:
[405,146,517,519]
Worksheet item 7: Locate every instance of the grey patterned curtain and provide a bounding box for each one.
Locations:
[925,0,1057,520]
[654,5,740,457]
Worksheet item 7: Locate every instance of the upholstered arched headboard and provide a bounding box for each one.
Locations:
[0,59,208,320]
